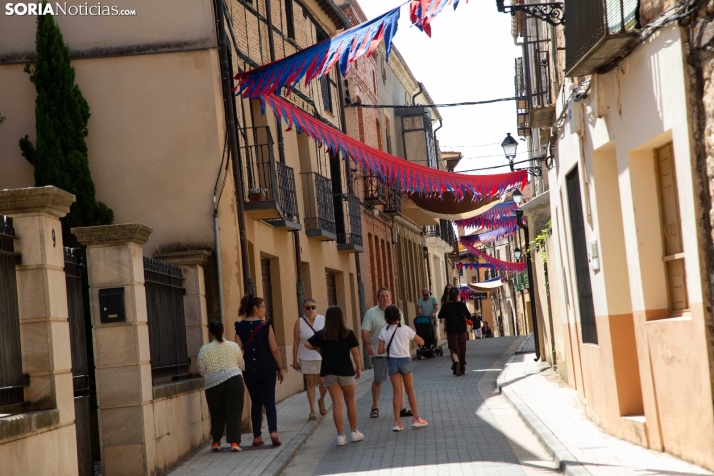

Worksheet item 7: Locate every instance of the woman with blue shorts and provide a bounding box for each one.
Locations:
[378,305,428,432]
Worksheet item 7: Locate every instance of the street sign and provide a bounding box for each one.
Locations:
[473,292,488,300]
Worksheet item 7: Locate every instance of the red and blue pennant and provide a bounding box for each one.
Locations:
[234,6,401,99]
[262,94,528,200]
[410,0,468,37]
[460,240,527,272]
[457,262,495,270]
[461,227,516,245]
[455,202,519,230]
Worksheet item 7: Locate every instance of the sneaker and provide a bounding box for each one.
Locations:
[230,443,242,452]
[336,434,347,446]
[392,422,404,432]
[211,442,220,452]
[351,430,364,442]
[412,418,428,428]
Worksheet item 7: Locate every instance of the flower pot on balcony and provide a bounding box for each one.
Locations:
[249,189,264,202]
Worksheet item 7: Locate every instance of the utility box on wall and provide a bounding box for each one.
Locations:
[99,287,126,323]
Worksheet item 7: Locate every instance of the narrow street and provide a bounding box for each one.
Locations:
[171,337,558,476]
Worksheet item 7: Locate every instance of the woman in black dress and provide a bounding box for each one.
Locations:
[235,295,284,447]
[438,287,470,376]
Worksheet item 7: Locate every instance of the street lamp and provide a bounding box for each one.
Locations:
[514,207,541,360]
[514,247,522,260]
[512,189,523,205]
[495,0,564,26]
[501,133,518,171]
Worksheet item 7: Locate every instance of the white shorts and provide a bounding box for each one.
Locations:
[300,359,321,375]
[475,328,483,338]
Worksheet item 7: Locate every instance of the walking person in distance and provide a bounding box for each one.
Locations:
[417,287,439,338]
[438,287,470,376]
[378,305,427,431]
[292,298,328,420]
[197,321,245,452]
[305,306,364,446]
[235,295,284,447]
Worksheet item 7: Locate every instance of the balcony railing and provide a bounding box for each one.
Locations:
[425,219,458,252]
[384,188,401,215]
[363,175,385,204]
[241,126,301,230]
[301,172,337,241]
[336,194,363,252]
[564,0,639,77]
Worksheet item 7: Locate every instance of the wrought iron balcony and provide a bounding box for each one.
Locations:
[440,219,458,253]
[383,187,401,215]
[301,172,337,241]
[241,126,301,230]
[336,193,364,253]
[564,0,639,77]
[363,174,385,204]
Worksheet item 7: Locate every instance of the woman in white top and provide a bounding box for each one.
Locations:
[291,298,327,420]
[197,321,245,452]
[378,305,428,432]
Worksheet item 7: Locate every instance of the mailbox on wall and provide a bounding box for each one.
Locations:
[99,287,126,323]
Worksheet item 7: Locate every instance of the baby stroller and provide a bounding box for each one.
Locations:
[413,316,444,360]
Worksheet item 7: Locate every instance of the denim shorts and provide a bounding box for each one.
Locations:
[387,357,412,376]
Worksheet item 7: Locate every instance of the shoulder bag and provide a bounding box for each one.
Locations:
[386,325,399,358]
[243,321,266,351]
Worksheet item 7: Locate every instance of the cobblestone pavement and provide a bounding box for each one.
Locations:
[501,353,714,476]
[288,336,558,476]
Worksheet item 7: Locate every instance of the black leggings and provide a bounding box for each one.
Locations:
[205,375,245,444]
[244,374,278,437]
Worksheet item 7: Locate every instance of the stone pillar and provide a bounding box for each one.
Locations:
[0,186,78,469]
[153,250,211,375]
[72,223,155,476]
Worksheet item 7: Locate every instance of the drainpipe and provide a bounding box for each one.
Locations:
[213,192,225,323]
[423,246,433,293]
[411,83,424,105]
[338,76,367,325]
[215,0,255,296]
[264,0,302,314]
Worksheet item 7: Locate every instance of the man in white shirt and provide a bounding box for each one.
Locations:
[361,287,405,419]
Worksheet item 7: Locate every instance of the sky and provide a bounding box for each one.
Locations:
[355,0,527,175]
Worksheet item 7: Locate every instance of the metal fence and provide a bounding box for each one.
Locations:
[363,175,385,203]
[384,188,401,215]
[564,0,639,74]
[144,257,190,382]
[301,172,336,237]
[0,215,24,408]
[337,194,363,248]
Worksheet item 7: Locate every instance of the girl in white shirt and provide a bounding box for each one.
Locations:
[378,305,428,432]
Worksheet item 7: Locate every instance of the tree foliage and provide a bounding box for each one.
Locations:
[19,12,113,240]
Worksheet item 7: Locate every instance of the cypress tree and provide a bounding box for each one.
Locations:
[19,12,113,241]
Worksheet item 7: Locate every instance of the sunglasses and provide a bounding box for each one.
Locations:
[304,306,316,310]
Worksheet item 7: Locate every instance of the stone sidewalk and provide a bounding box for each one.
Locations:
[498,350,714,476]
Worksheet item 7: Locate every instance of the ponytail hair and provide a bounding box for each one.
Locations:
[239,295,264,317]
[209,321,224,343]
[384,305,402,327]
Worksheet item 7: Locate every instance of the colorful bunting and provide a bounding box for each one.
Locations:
[262,95,528,200]
[410,0,468,37]
[460,240,527,272]
[457,262,495,270]
[234,7,401,98]
[461,227,516,245]
[455,202,519,230]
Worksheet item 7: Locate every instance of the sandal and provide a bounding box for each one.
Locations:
[252,436,264,447]
[270,432,281,447]
[370,407,379,418]
[400,408,413,417]
[309,412,317,421]
[318,397,327,415]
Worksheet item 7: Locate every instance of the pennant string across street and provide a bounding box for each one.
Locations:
[410,0,468,37]
[234,6,402,99]
[262,94,528,199]
[455,202,519,230]
[457,262,495,270]
[460,239,527,272]
[460,227,516,244]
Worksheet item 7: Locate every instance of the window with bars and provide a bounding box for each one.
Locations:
[284,0,295,39]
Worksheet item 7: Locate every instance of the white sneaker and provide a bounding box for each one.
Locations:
[336,434,347,446]
[411,418,428,428]
[392,422,404,432]
[351,430,364,442]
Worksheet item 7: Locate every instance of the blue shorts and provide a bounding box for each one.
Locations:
[387,357,412,376]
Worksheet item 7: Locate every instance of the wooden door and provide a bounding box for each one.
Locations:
[566,167,598,344]
[656,143,688,313]
[326,272,338,307]
[261,258,274,321]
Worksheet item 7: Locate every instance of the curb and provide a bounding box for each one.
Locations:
[267,372,373,476]
[497,356,590,476]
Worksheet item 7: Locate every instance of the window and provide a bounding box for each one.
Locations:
[321,75,333,113]
[656,142,688,313]
[385,116,392,154]
[355,96,365,142]
[326,272,338,307]
[373,71,378,94]
[284,0,295,39]
[376,118,383,150]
